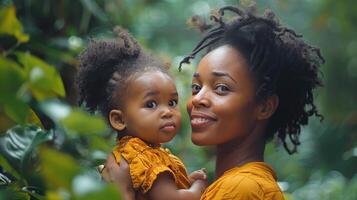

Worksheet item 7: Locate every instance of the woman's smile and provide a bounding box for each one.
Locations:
[190,111,217,131]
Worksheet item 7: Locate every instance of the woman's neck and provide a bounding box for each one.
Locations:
[215,129,265,179]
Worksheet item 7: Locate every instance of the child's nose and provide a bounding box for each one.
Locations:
[161,107,173,118]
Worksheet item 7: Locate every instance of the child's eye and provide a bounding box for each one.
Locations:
[168,99,178,107]
[191,83,201,94]
[216,84,230,94]
[146,101,157,108]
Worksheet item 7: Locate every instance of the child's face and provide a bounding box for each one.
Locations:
[187,45,261,146]
[116,71,181,145]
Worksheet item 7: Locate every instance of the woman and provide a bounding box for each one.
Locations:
[103,5,324,200]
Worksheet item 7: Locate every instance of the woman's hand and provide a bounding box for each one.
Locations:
[100,153,135,200]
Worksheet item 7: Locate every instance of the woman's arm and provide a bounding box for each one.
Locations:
[148,172,207,200]
[101,154,135,200]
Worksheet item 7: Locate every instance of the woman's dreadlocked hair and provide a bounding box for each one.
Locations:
[180,6,324,154]
[77,26,166,120]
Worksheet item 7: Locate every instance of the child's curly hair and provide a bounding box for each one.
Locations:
[77,27,167,120]
[180,6,324,154]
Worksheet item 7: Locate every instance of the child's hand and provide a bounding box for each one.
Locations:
[189,168,208,184]
[188,168,208,198]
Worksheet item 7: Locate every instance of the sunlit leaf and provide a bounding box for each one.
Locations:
[75,184,122,200]
[16,52,65,100]
[0,5,29,43]
[45,190,65,200]
[0,125,54,174]
[39,147,81,190]
[60,109,107,135]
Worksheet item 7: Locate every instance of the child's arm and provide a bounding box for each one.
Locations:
[102,154,135,200]
[148,171,207,200]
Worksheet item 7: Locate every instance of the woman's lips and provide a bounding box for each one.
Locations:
[190,112,217,130]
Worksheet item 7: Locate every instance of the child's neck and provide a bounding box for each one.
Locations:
[215,128,265,179]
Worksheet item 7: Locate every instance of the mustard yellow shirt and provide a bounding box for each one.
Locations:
[112,136,191,195]
[201,162,285,200]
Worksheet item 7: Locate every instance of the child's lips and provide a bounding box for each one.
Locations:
[160,122,176,132]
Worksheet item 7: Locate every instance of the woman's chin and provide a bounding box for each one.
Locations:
[191,134,210,146]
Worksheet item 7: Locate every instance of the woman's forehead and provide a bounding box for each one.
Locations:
[196,45,249,77]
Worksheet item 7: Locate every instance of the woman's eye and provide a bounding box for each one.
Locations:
[216,84,230,93]
[146,101,157,108]
[169,99,178,107]
[191,83,201,94]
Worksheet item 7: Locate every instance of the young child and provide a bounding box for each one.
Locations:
[77,27,207,200]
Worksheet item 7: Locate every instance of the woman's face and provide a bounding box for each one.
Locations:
[187,45,261,146]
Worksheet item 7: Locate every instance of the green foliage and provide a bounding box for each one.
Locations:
[0,1,356,199]
[60,110,107,135]
[0,125,54,175]
[0,5,29,43]
[0,3,118,199]
[39,147,80,190]
[16,52,66,100]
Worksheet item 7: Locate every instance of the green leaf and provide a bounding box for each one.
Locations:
[75,184,122,200]
[0,5,29,43]
[39,147,81,190]
[0,184,30,200]
[21,186,46,200]
[0,125,54,175]
[0,154,20,180]
[0,108,16,133]
[0,171,12,185]
[0,56,25,98]
[0,56,43,127]
[60,109,107,135]
[16,52,65,100]
[3,98,30,124]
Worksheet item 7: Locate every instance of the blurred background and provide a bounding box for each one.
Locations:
[0,0,356,199]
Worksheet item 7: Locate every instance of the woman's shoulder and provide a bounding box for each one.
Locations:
[201,162,284,199]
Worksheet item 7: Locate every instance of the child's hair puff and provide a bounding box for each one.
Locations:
[77,26,166,118]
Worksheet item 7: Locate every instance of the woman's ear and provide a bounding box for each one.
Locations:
[109,110,126,131]
[257,95,279,120]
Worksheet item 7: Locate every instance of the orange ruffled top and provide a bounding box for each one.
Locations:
[200,162,285,200]
[112,136,191,195]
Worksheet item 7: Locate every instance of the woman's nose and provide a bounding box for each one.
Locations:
[191,89,210,108]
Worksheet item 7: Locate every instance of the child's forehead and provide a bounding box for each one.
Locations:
[131,70,173,83]
[126,70,177,96]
